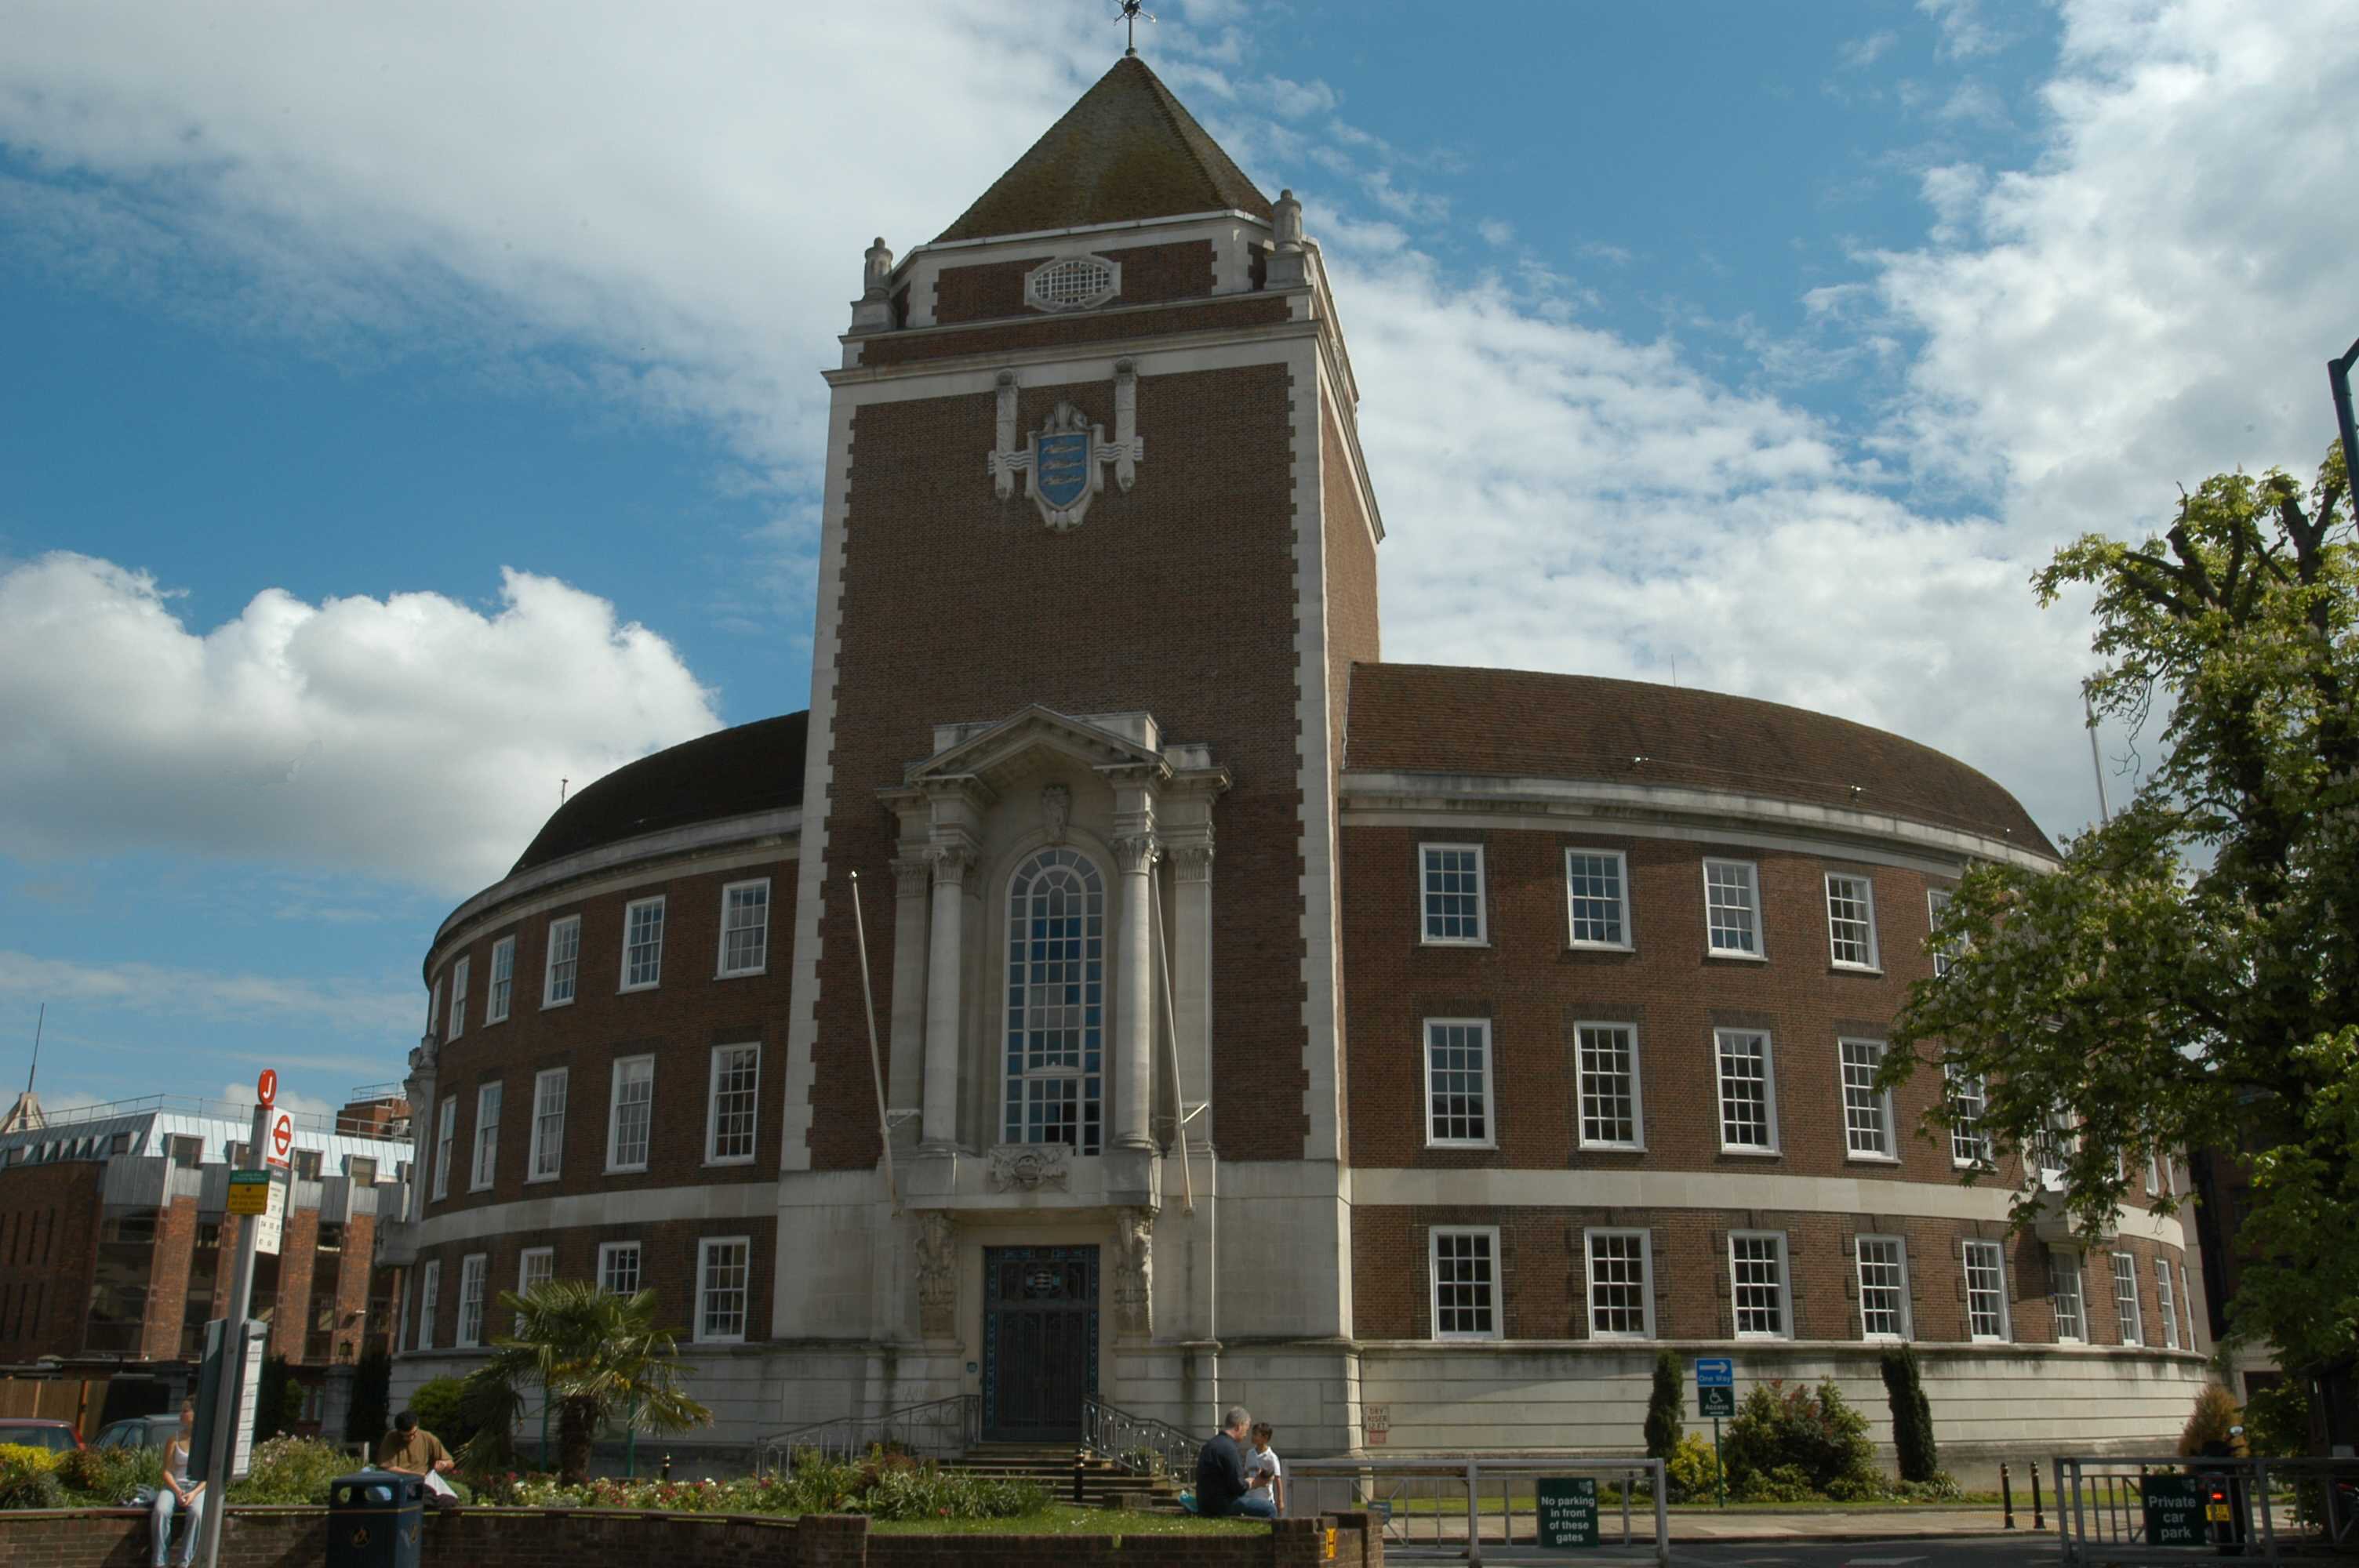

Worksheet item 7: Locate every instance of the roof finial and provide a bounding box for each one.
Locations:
[1118,0,1154,56]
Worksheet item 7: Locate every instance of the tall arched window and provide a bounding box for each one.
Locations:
[1005,848,1104,1153]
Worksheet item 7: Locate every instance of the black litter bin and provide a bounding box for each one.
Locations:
[326,1470,426,1568]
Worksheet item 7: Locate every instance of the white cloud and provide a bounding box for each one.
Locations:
[1476,219,1515,248]
[2,0,2348,867]
[1841,31,1899,69]
[0,949,415,1034]
[1871,0,2359,528]
[0,555,718,891]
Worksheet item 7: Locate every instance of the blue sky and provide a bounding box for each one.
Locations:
[2,0,2353,1117]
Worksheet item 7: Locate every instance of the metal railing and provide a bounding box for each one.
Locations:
[2055,1454,2359,1563]
[756,1393,979,1475]
[1286,1457,1668,1566]
[1081,1396,1201,1479]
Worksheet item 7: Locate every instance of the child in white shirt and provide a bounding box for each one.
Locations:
[1246,1421,1285,1515]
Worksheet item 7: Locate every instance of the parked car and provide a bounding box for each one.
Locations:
[93,1414,182,1454]
[0,1417,84,1453]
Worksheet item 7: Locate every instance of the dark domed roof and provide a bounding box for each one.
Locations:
[510,712,809,875]
[1346,664,2055,856]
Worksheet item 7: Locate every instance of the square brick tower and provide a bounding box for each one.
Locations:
[776,54,1382,1446]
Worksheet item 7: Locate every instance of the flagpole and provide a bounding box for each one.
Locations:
[848,873,900,1214]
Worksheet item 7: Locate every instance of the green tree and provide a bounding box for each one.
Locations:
[1885,446,2358,1421]
[1643,1348,1684,1461]
[466,1280,710,1483]
[347,1345,392,1446]
[1879,1345,1938,1482]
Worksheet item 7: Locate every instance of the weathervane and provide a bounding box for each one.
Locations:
[1118,0,1154,56]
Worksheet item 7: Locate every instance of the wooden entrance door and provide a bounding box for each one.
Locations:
[981,1245,1099,1442]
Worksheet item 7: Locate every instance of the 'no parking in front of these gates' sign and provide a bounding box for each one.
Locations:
[1535,1476,1601,1549]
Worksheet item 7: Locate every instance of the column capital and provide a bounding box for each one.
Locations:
[890,855,934,898]
[1168,842,1215,883]
[926,843,978,889]
[1112,833,1161,874]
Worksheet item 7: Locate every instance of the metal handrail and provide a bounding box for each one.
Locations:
[757,1393,979,1475]
[1082,1396,1200,1479]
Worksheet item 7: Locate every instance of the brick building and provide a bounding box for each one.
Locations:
[390,55,2210,1475]
[0,1092,413,1370]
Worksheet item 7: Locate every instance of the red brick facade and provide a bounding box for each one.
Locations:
[0,1161,101,1360]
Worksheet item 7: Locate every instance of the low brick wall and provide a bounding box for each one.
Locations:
[0,1507,1377,1568]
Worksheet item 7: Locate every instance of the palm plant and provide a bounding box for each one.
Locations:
[466,1279,711,1483]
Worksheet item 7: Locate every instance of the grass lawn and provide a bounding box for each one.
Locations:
[867,1506,1263,1537]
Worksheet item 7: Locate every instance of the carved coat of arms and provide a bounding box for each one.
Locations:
[986,361,1145,532]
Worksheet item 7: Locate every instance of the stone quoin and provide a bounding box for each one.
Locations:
[386,55,2211,1478]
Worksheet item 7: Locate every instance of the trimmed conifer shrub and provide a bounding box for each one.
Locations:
[1881,1345,1939,1483]
[1645,1348,1684,1460]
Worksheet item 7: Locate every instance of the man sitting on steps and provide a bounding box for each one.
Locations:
[1190,1406,1275,1519]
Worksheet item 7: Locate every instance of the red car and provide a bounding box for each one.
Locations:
[0,1417,84,1454]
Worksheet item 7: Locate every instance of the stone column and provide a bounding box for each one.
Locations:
[887,855,932,1142]
[1168,841,1215,1150]
[1112,832,1160,1152]
[921,845,973,1149]
[402,1042,436,1224]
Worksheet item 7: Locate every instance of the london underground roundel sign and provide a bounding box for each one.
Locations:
[269,1110,294,1167]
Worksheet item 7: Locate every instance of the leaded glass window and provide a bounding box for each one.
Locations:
[1005,848,1105,1154]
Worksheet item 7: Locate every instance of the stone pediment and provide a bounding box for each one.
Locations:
[900,706,1173,797]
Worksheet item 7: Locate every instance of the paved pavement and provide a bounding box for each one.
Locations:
[1671,1509,2016,1541]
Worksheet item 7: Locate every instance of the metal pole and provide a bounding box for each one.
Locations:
[1466,1459,1481,1568]
[846,873,899,1214]
[2032,1457,2045,1530]
[197,1100,272,1568]
[2054,1458,2072,1564]
[2073,1459,2089,1562]
[1713,1416,1724,1508]
[1653,1458,1669,1568]
[2004,1461,2016,1527]
[1148,874,1192,1215]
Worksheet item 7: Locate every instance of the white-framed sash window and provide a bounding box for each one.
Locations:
[598,1241,642,1297]
[718,878,770,978]
[446,956,470,1040]
[2155,1258,2179,1349]
[697,1236,751,1343]
[543,914,580,1007]
[1584,1229,1653,1339]
[431,1096,456,1202]
[2111,1251,2143,1345]
[486,936,514,1025]
[469,1083,501,1191]
[415,1259,440,1352]
[1423,1018,1495,1148]
[1825,873,1881,970]
[1856,1234,1911,1340]
[2052,1250,2086,1342]
[1730,1232,1790,1338]
[706,1043,760,1164]
[1575,1022,1643,1149]
[456,1253,488,1348]
[1703,859,1764,957]
[1419,844,1487,945]
[1714,1028,1779,1153]
[1964,1240,2011,1341]
[1840,1038,1896,1159]
[620,895,666,991]
[528,1068,567,1181]
[1565,848,1632,949]
[1430,1226,1501,1340]
[607,1054,654,1172]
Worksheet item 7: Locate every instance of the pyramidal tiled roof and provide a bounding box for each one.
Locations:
[936,56,1273,243]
